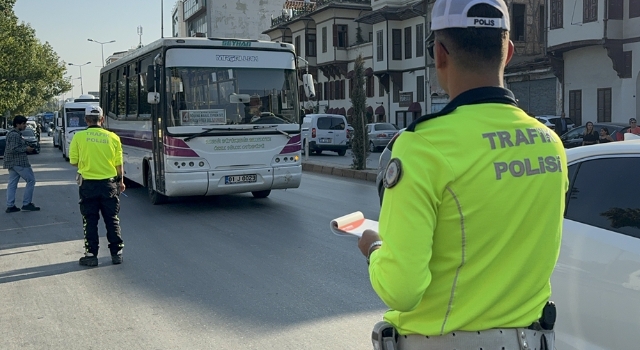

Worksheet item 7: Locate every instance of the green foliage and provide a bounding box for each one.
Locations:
[350,55,369,170]
[0,1,71,116]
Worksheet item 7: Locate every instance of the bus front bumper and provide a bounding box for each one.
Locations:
[163,165,301,197]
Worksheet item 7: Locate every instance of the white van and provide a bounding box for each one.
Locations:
[301,114,349,156]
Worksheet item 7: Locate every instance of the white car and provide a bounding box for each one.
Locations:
[535,115,575,132]
[552,139,640,349]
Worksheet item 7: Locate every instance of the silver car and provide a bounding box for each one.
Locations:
[367,123,400,152]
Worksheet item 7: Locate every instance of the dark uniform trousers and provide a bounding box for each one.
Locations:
[79,179,124,256]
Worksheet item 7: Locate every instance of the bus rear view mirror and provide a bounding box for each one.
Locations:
[56,117,62,128]
[146,65,156,92]
[229,93,251,104]
[148,92,160,105]
[302,74,315,99]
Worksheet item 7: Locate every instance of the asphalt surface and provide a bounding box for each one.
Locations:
[0,137,387,349]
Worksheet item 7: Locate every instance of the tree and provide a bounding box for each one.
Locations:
[0,0,71,116]
[350,55,368,170]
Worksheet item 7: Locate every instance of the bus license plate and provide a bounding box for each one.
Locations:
[319,138,332,143]
[225,174,257,184]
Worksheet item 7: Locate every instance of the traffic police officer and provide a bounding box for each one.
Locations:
[70,106,125,267]
[358,0,568,348]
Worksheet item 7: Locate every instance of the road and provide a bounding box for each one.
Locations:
[0,137,386,349]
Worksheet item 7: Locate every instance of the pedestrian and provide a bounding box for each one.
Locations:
[357,0,567,348]
[553,112,569,135]
[582,121,599,146]
[3,115,40,213]
[69,106,125,267]
[628,118,640,135]
[598,127,614,143]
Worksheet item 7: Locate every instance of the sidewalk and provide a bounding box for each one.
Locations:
[301,153,379,183]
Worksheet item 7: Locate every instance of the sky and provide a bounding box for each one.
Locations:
[14,0,177,100]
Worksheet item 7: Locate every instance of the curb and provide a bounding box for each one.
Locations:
[302,162,378,183]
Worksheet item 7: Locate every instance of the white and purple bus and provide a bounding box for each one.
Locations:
[99,37,312,204]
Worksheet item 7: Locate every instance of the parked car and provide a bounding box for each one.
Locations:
[301,114,349,156]
[535,115,575,131]
[376,128,405,204]
[559,122,630,148]
[21,127,40,154]
[367,123,400,152]
[0,128,7,158]
[552,139,640,349]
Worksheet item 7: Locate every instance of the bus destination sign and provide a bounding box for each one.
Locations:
[181,109,226,125]
[222,40,251,47]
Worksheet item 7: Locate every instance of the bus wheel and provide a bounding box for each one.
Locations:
[251,190,271,199]
[146,168,167,205]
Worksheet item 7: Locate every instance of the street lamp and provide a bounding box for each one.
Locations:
[87,38,116,67]
[68,62,91,95]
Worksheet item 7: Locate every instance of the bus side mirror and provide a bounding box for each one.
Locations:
[146,65,156,92]
[302,74,315,99]
[148,92,160,105]
[56,117,62,128]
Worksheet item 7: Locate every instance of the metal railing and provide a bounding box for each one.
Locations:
[271,0,370,27]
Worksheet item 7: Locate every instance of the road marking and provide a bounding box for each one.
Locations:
[0,222,69,232]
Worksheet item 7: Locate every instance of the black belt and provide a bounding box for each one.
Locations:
[83,177,116,182]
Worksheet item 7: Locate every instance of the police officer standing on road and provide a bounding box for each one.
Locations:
[358,0,568,348]
[69,106,125,267]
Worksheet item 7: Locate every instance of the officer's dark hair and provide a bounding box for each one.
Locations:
[12,115,27,127]
[85,114,100,124]
[435,4,508,71]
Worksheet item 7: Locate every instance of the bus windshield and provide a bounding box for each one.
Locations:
[167,67,298,127]
[65,108,88,128]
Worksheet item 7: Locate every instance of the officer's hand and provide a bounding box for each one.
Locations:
[358,229,381,258]
[119,182,126,194]
[26,146,34,152]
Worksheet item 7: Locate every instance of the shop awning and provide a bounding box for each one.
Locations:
[375,106,385,115]
[366,106,374,114]
[408,102,422,113]
[339,107,346,116]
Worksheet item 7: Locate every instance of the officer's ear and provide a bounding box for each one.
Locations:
[505,40,515,66]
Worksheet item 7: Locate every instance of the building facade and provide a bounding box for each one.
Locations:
[547,0,640,125]
[264,0,557,127]
[172,0,284,40]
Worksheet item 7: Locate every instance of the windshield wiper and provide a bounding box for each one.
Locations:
[251,125,291,139]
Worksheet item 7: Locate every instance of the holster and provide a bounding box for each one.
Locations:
[371,321,398,350]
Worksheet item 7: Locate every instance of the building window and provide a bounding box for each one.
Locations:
[376,30,384,61]
[324,82,329,100]
[404,27,412,59]
[316,83,323,101]
[306,32,317,57]
[583,0,597,23]
[333,24,348,48]
[295,36,301,56]
[417,76,424,102]
[512,4,526,41]
[188,13,207,37]
[550,0,563,29]
[632,0,640,17]
[569,90,582,126]
[322,27,327,53]
[597,88,612,122]
[184,0,206,20]
[341,80,346,99]
[608,0,623,19]
[379,79,384,97]
[623,51,633,78]
[416,24,424,57]
[538,5,545,42]
[366,76,374,98]
[392,29,402,60]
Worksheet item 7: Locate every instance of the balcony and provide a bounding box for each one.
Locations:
[271,0,371,28]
